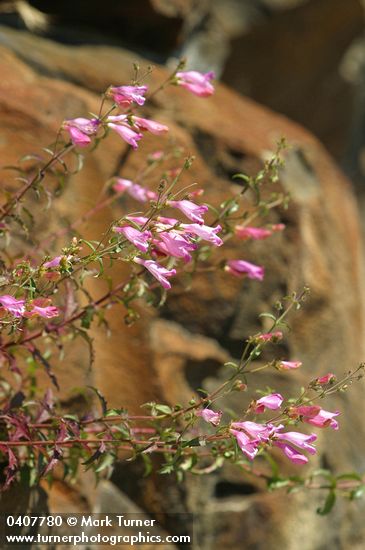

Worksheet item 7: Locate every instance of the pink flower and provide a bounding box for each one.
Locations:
[196,408,222,426]
[134,257,176,290]
[274,431,317,455]
[44,256,62,269]
[156,216,179,227]
[114,226,152,253]
[131,116,169,135]
[273,442,309,465]
[289,405,321,419]
[176,70,215,97]
[279,360,302,370]
[0,295,25,318]
[63,117,100,147]
[168,200,208,224]
[107,85,147,107]
[230,429,259,460]
[231,421,276,443]
[107,115,143,149]
[257,331,283,343]
[126,216,149,226]
[113,178,157,202]
[253,393,283,414]
[154,231,197,262]
[225,260,264,281]
[303,409,340,430]
[181,223,223,246]
[28,298,59,319]
[235,226,273,240]
[315,373,336,385]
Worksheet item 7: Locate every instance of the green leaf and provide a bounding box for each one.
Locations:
[154,404,173,415]
[317,490,336,515]
[95,453,114,473]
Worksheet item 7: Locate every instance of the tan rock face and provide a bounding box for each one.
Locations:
[0,29,365,549]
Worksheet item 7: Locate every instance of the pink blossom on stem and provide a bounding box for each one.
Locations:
[28,298,59,319]
[114,226,152,253]
[229,429,259,460]
[168,200,208,224]
[279,360,302,370]
[315,373,336,385]
[253,393,283,414]
[154,231,197,262]
[107,122,143,149]
[107,85,147,107]
[176,70,215,97]
[235,226,273,240]
[134,257,176,290]
[273,441,309,465]
[257,331,283,343]
[131,116,169,135]
[273,431,317,455]
[156,216,179,227]
[303,408,340,430]
[113,178,157,203]
[231,421,276,443]
[289,405,321,419]
[225,260,264,281]
[0,295,25,318]
[196,408,222,427]
[63,117,100,147]
[181,223,223,246]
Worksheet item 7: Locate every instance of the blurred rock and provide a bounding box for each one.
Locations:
[0,28,364,549]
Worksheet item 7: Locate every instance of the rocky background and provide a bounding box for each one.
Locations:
[0,1,365,549]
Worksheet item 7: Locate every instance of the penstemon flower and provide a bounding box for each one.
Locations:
[196,408,222,426]
[181,223,223,246]
[62,117,100,147]
[0,295,26,318]
[175,70,215,97]
[134,257,176,289]
[154,231,197,262]
[253,393,283,413]
[167,199,208,224]
[225,259,264,281]
[113,178,157,202]
[106,85,148,107]
[235,226,273,240]
[279,360,302,370]
[114,225,152,253]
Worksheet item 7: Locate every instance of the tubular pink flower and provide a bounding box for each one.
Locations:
[290,405,321,418]
[196,408,222,427]
[279,360,302,370]
[44,256,62,269]
[303,409,340,430]
[254,393,283,414]
[156,216,179,227]
[225,260,264,281]
[114,226,152,253]
[273,441,309,465]
[113,178,157,203]
[271,223,286,232]
[107,85,147,107]
[131,116,169,135]
[181,223,223,246]
[231,421,276,443]
[155,231,197,262]
[315,373,336,385]
[230,429,259,460]
[257,331,283,343]
[274,431,317,455]
[176,70,215,97]
[134,257,176,290]
[28,298,59,319]
[107,122,143,150]
[0,295,25,318]
[235,226,273,240]
[168,200,208,224]
[63,117,100,147]
[126,216,150,226]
